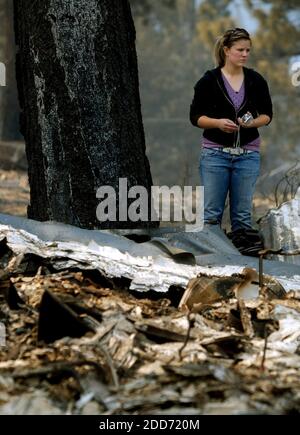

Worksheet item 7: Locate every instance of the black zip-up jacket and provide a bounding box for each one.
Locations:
[190,66,273,147]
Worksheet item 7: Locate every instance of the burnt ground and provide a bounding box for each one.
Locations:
[2,166,300,416]
[0,169,29,217]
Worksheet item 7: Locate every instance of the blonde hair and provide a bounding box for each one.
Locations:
[215,28,251,67]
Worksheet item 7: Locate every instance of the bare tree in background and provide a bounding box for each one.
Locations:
[14,0,156,229]
[0,0,20,140]
[246,0,300,163]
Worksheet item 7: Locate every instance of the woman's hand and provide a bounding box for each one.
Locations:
[238,114,271,129]
[237,112,254,128]
[217,119,239,133]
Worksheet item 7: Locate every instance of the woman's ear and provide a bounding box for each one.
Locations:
[223,46,229,56]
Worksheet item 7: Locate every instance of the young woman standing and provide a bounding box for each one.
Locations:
[190,28,273,252]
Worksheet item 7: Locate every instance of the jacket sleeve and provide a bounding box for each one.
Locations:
[256,75,273,124]
[189,75,212,127]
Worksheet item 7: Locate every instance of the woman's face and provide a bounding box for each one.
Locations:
[224,39,251,67]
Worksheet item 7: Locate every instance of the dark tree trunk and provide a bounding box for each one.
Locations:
[14,0,157,229]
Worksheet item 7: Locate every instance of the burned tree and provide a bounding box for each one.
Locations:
[14,0,156,229]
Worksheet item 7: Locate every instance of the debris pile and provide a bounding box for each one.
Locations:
[1,230,300,415]
[260,186,300,265]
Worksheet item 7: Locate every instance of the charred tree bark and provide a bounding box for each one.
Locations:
[14,0,157,229]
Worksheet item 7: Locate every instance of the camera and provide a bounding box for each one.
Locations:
[241,112,253,124]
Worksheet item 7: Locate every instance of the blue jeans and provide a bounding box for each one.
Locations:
[199,148,260,231]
